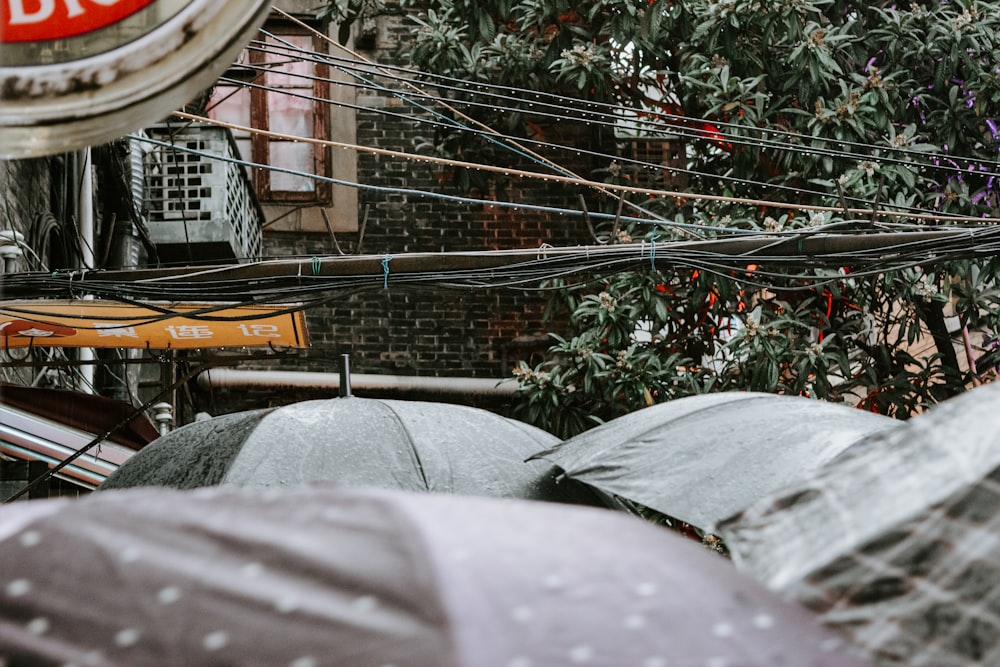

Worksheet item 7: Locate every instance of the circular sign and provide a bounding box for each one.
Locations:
[2,0,158,46]
[0,0,272,158]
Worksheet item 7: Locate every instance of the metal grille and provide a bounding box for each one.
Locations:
[142,123,263,264]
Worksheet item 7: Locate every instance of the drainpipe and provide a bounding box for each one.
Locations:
[197,368,518,398]
[77,148,96,394]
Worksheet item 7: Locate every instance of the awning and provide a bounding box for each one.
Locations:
[0,384,158,490]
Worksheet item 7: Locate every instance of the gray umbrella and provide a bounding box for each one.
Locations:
[530,391,898,531]
[99,397,597,504]
[718,381,1000,666]
[0,484,873,667]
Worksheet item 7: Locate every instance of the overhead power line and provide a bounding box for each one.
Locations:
[205,20,1000,231]
[167,111,1000,228]
[255,20,1000,179]
[3,229,997,307]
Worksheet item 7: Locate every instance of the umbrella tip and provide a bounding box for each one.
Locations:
[339,354,353,398]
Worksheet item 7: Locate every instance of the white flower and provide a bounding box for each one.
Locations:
[599,291,617,312]
[561,44,595,66]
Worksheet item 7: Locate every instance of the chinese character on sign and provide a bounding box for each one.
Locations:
[93,322,139,339]
[237,324,280,338]
[165,325,214,340]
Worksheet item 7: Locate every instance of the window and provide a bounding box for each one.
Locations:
[209,21,332,205]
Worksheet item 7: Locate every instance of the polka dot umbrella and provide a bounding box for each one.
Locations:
[98,397,598,505]
[0,484,872,667]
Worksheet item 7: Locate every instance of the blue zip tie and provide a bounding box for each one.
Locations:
[382,254,392,289]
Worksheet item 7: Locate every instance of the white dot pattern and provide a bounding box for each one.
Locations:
[712,622,734,638]
[119,547,140,563]
[0,485,869,667]
[114,628,140,647]
[27,617,49,635]
[7,578,31,597]
[19,531,41,547]
[202,630,229,651]
[157,586,181,605]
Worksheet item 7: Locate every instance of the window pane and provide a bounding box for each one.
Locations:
[268,91,313,137]
[265,35,315,89]
[208,85,250,128]
[270,141,315,192]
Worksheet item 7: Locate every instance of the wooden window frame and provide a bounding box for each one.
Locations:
[248,21,332,205]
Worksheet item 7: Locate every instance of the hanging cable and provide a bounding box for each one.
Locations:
[166,112,1000,228]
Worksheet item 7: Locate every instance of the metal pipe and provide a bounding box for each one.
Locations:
[197,368,518,398]
[339,354,352,398]
[77,148,96,394]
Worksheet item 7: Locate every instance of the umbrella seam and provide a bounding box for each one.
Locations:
[377,401,432,491]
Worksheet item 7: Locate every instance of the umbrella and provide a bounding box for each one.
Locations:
[99,397,598,504]
[529,391,897,531]
[718,381,1000,666]
[0,484,872,667]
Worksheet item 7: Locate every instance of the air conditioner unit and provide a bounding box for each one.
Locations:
[141,123,263,265]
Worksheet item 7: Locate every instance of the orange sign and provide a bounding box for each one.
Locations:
[1,0,156,43]
[0,300,309,349]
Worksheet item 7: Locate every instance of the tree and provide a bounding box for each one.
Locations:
[325,0,1000,437]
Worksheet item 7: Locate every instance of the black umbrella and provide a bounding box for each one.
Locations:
[530,391,898,531]
[719,381,1000,666]
[99,397,597,504]
[0,484,873,667]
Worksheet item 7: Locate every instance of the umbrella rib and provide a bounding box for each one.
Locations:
[378,402,432,491]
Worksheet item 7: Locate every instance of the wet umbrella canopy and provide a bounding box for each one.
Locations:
[530,392,897,530]
[719,382,1000,666]
[0,485,872,667]
[99,397,596,504]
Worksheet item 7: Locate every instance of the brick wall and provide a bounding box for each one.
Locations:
[209,5,602,416]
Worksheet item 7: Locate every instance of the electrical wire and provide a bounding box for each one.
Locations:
[217,68,925,220]
[221,34,1000,224]
[168,111,1000,228]
[259,11,1000,232]
[5,225,999,310]
[251,29,1000,180]
[133,126,760,236]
